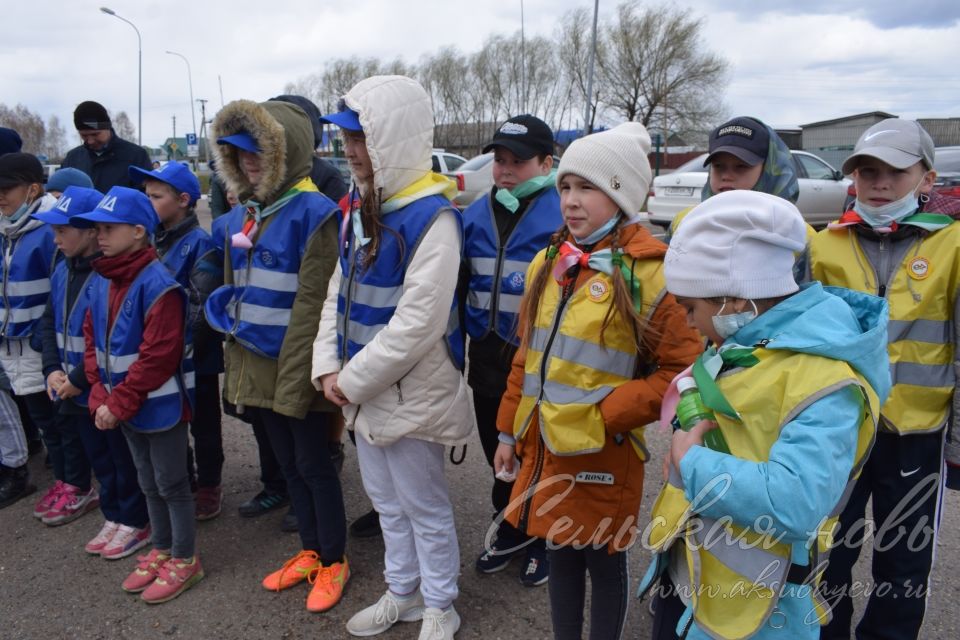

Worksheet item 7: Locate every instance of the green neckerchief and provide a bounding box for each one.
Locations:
[494,169,558,214]
[899,211,954,233]
[242,183,310,224]
[691,344,760,420]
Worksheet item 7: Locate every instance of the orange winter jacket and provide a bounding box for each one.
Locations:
[496,223,701,551]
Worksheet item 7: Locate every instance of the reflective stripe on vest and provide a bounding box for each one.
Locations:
[512,249,662,460]
[50,261,97,407]
[218,192,337,359]
[644,349,879,639]
[91,260,193,431]
[463,189,561,344]
[336,194,465,369]
[1,224,57,338]
[810,224,960,433]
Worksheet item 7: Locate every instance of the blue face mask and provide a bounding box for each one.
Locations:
[853,174,925,228]
[574,212,621,245]
[6,201,32,223]
[711,299,758,340]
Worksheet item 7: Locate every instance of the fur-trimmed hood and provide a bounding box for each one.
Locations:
[341,75,435,202]
[210,100,314,205]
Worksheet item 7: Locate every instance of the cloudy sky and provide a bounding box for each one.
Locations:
[5,0,960,148]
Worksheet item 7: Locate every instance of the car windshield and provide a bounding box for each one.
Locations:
[935,148,960,173]
[459,153,493,171]
[672,153,709,173]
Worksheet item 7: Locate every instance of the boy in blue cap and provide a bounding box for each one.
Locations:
[35,187,150,555]
[129,162,225,521]
[72,186,202,603]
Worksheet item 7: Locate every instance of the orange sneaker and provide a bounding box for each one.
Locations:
[262,550,320,591]
[306,556,350,612]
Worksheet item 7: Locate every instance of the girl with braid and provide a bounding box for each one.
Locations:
[493,123,701,640]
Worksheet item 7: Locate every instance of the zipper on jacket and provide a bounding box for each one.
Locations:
[876,237,888,298]
[1,237,12,337]
[339,245,360,368]
[489,244,505,330]
[395,379,404,405]
[517,278,575,534]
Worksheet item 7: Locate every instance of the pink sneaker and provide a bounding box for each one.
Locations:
[141,556,204,604]
[101,523,151,560]
[121,548,170,593]
[33,480,64,519]
[41,483,99,526]
[85,520,120,555]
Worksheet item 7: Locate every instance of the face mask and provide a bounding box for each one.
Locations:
[6,201,32,223]
[853,174,926,228]
[711,299,758,340]
[573,212,621,245]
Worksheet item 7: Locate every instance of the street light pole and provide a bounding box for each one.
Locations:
[99,7,141,146]
[582,0,600,137]
[166,50,197,137]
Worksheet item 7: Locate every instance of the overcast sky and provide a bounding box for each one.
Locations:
[5,0,960,148]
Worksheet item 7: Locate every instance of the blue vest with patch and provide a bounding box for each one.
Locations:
[50,261,99,407]
[1,224,58,338]
[90,260,193,432]
[158,226,217,291]
[205,193,338,359]
[462,188,561,345]
[336,194,465,370]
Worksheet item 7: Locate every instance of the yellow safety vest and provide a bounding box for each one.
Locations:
[644,348,880,639]
[810,223,960,434]
[512,250,665,461]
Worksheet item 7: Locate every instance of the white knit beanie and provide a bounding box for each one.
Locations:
[556,122,653,216]
[664,190,807,299]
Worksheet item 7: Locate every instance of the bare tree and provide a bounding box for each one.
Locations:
[0,103,46,154]
[43,115,67,161]
[113,111,137,142]
[599,2,727,133]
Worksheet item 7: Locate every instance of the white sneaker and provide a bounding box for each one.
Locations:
[346,589,425,637]
[85,520,120,554]
[418,606,460,640]
[100,523,151,560]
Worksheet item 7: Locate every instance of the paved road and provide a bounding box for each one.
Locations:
[1,201,957,639]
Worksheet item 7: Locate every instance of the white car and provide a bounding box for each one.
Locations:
[432,150,467,175]
[646,151,851,229]
[452,152,495,207]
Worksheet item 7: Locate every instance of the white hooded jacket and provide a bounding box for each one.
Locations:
[311,76,473,447]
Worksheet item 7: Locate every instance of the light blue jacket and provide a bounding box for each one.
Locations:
[653,283,890,639]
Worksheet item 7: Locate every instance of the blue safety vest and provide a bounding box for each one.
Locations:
[50,261,99,407]
[158,225,217,292]
[204,192,338,359]
[1,224,58,338]
[462,188,561,345]
[336,194,465,370]
[90,260,193,432]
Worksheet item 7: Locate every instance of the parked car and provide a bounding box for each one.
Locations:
[452,152,563,208]
[646,151,851,229]
[842,145,960,210]
[432,150,467,175]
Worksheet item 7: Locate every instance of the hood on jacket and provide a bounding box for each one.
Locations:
[735,281,891,403]
[341,75,435,202]
[701,120,799,205]
[270,94,323,149]
[210,100,314,205]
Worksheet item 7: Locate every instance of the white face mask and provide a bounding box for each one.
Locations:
[711,299,758,340]
[853,174,926,228]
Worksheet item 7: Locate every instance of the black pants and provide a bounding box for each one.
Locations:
[820,429,945,640]
[25,392,90,488]
[185,374,224,488]
[650,574,689,640]
[547,546,629,640]
[12,392,41,444]
[251,410,286,495]
[259,408,346,565]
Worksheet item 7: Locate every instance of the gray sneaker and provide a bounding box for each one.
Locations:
[346,589,425,637]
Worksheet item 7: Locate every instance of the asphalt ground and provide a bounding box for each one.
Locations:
[1,200,957,639]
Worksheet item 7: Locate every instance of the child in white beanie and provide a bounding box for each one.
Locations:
[640,190,890,640]
[492,122,702,639]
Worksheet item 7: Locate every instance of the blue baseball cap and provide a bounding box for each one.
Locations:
[129,161,201,204]
[216,131,260,153]
[70,186,159,230]
[33,186,104,225]
[319,107,362,132]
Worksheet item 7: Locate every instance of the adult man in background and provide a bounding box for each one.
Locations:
[61,101,151,191]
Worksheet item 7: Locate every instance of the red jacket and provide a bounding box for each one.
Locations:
[84,247,191,424]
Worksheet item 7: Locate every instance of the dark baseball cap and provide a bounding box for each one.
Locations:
[482,114,554,160]
[0,152,45,189]
[841,118,935,175]
[705,116,770,167]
